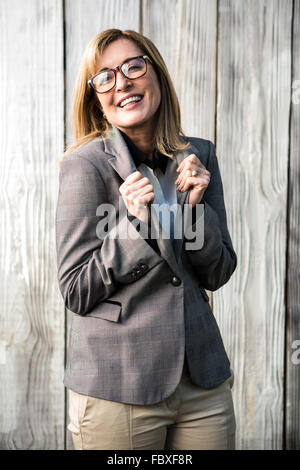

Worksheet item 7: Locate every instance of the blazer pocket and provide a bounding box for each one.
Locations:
[85,300,122,322]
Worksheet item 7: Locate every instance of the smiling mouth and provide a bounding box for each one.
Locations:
[118,95,144,108]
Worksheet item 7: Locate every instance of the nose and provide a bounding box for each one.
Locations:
[115,68,132,91]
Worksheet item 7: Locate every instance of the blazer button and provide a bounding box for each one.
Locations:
[171,276,181,286]
[140,264,147,271]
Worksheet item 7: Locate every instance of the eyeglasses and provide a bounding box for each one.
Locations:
[88,55,152,94]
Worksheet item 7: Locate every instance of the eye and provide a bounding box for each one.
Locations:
[122,58,146,77]
[128,64,143,71]
[95,70,114,86]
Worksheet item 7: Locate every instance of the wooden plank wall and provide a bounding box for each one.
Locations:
[286,0,300,450]
[0,0,64,449]
[217,0,292,449]
[0,0,299,450]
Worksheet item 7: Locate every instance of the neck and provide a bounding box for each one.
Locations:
[118,126,155,160]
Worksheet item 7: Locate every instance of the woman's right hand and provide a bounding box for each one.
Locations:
[119,171,155,224]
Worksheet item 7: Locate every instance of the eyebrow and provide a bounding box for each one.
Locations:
[98,56,139,73]
[98,67,111,73]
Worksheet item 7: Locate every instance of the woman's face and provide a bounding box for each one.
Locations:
[95,38,161,135]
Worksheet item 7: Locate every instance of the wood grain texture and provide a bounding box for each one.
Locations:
[64,0,140,449]
[0,0,298,450]
[216,0,293,449]
[142,0,217,141]
[286,0,300,450]
[0,0,64,449]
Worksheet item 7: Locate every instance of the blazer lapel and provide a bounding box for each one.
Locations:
[172,147,197,260]
[103,125,137,181]
[173,143,201,208]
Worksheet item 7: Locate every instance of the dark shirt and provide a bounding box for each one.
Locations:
[120,131,169,174]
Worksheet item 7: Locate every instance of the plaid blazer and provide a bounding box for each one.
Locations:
[55,125,237,405]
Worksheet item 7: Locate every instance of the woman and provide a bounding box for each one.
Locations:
[56,28,237,450]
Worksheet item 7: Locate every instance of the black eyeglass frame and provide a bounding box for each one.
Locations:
[88,55,152,94]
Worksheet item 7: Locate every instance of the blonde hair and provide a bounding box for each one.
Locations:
[62,29,190,161]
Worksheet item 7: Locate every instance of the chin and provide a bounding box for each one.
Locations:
[115,116,149,129]
[111,107,158,130]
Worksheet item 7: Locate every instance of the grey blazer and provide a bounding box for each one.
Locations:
[55,125,237,405]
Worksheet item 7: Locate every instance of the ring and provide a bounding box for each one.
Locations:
[191,170,198,177]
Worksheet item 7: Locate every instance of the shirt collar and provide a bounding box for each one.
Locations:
[120,130,169,174]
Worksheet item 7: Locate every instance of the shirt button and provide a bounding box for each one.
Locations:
[171,276,181,286]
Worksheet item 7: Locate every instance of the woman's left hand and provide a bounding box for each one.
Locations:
[175,154,211,207]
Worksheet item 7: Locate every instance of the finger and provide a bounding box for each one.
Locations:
[131,192,155,209]
[121,178,153,197]
[120,174,147,195]
[175,167,191,190]
[176,154,206,173]
[176,154,197,172]
[177,166,206,190]
[129,184,154,202]
[175,164,203,186]
[179,174,210,192]
[129,177,152,192]
[135,192,155,207]
[125,185,155,205]
[125,171,144,184]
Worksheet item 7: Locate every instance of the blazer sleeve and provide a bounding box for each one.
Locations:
[183,140,237,291]
[55,154,162,315]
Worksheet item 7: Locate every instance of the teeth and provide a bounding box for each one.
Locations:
[120,95,142,108]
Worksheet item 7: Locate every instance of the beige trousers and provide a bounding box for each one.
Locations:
[68,363,236,450]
